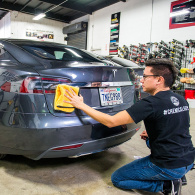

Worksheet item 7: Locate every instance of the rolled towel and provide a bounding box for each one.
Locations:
[180,68,189,73]
[186,77,192,83]
[180,77,187,83]
[187,68,195,73]
[190,78,195,84]
[54,84,79,113]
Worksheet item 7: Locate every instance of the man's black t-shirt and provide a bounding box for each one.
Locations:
[126,90,195,169]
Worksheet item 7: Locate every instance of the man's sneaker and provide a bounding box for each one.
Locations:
[181,175,187,185]
[163,179,182,195]
[170,179,182,195]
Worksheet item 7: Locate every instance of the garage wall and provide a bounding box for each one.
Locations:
[0,12,11,38]
[10,11,67,44]
[151,0,195,42]
[87,0,195,55]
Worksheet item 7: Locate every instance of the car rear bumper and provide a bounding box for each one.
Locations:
[32,126,140,160]
[0,112,141,160]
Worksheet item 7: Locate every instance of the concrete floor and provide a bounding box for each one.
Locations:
[0,109,194,195]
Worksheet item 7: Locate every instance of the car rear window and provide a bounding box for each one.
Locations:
[21,45,101,62]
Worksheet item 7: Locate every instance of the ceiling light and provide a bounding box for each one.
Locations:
[32,0,68,21]
[33,13,46,20]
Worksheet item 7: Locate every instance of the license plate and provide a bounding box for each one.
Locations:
[99,87,123,106]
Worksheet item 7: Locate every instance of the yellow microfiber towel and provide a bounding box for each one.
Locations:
[180,68,189,74]
[54,84,79,113]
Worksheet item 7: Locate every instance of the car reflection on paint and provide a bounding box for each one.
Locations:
[0,39,141,160]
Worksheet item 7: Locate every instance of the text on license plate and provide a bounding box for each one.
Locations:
[99,87,123,106]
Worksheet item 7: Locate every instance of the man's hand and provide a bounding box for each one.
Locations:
[64,88,84,109]
[64,87,134,128]
[140,130,148,140]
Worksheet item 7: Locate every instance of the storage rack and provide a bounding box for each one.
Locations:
[117,39,195,96]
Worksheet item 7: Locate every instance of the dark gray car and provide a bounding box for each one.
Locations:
[0,39,141,160]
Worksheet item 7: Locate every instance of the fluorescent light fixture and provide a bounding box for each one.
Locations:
[32,0,68,21]
[33,13,46,20]
[170,9,190,17]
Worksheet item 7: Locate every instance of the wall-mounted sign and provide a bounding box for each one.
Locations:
[26,29,54,40]
[169,0,195,29]
[109,12,120,55]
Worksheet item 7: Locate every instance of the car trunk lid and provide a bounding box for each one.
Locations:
[33,62,135,117]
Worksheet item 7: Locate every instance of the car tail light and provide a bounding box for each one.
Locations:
[0,77,71,94]
[0,82,11,92]
[133,73,142,101]
[134,73,141,89]
[20,77,43,93]
[41,77,71,94]
[52,144,83,151]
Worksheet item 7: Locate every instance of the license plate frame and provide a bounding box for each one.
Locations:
[99,87,123,106]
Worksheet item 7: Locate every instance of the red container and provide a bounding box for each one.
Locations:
[185,89,195,99]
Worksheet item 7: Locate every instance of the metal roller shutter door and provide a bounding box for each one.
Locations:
[67,31,87,50]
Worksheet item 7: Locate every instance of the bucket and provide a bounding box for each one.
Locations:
[185,89,195,100]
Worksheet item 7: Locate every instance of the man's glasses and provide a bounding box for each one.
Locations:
[142,75,159,80]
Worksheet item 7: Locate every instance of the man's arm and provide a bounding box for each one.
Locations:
[64,89,134,128]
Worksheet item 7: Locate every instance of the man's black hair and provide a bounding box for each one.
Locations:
[145,58,178,88]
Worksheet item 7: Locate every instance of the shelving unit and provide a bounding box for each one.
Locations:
[117,39,195,98]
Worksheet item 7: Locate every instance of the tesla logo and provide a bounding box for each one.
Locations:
[112,69,117,78]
